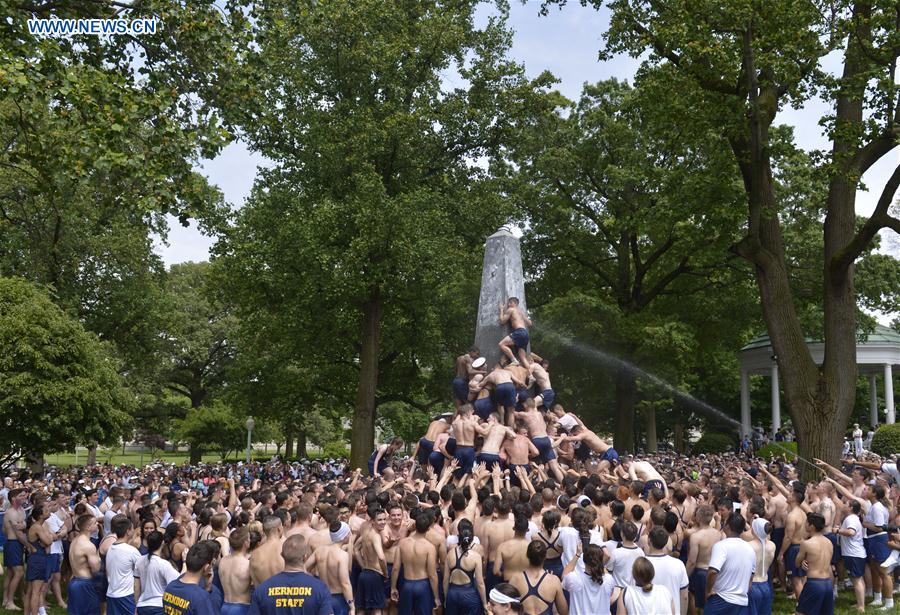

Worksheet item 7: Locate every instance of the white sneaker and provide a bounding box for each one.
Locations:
[871,599,883,606]
[877,604,894,611]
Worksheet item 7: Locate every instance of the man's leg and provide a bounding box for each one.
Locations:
[51,570,66,608]
[6,565,24,609]
[547,459,564,482]
[498,337,516,364]
[515,346,531,369]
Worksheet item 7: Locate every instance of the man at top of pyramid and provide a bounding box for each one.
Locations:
[498,297,532,369]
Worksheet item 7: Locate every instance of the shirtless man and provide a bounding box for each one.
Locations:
[356,507,388,615]
[779,487,809,599]
[67,514,102,615]
[382,503,408,613]
[529,358,555,411]
[501,421,539,488]
[453,347,485,410]
[475,414,515,471]
[428,431,454,476]
[494,514,531,583]
[412,415,450,467]
[794,513,834,615]
[563,423,619,469]
[685,505,721,615]
[307,521,355,615]
[286,502,316,540]
[514,398,564,482]
[764,478,789,589]
[625,459,668,498]
[451,405,479,479]
[250,516,285,587]
[390,513,440,615]
[472,366,525,425]
[499,297,532,368]
[219,527,252,614]
[816,481,840,577]
[3,488,30,610]
[483,499,515,593]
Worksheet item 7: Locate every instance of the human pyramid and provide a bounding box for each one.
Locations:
[0,298,896,615]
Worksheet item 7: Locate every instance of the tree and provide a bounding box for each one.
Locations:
[0,277,132,467]
[215,0,548,470]
[159,262,238,462]
[546,0,900,472]
[508,77,748,451]
[176,400,245,461]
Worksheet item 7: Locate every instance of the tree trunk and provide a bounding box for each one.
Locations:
[673,416,685,454]
[189,444,202,464]
[285,426,294,460]
[87,445,97,466]
[350,287,382,473]
[645,407,657,453]
[614,367,636,453]
[297,430,307,458]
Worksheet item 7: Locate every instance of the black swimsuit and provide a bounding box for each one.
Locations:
[522,570,554,615]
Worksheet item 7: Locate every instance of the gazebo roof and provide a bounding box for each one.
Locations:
[740,324,900,352]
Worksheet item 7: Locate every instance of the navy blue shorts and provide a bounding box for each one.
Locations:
[574,441,591,462]
[416,438,434,465]
[452,377,468,403]
[428,451,446,475]
[770,527,785,559]
[454,446,476,477]
[106,594,136,615]
[138,607,166,615]
[26,552,48,582]
[843,555,866,578]
[510,328,529,352]
[47,553,62,575]
[355,569,387,609]
[473,397,495,420]
[397,578,433,615]
[508,463,531,487]
[601,447,619,464]
[533,436,556,462]
[704,594,749,615]
[3,539,23,567]
[495,382,516,408]
[330,594,350,615]
[824,533,840,565]
[784,543,806,577]
[867,532,891,563]
[642,479,665,499]
[220,604,250,615]
[368,452,389,476]
[689,568,708,608]
[540,389,555,409]
[445,582,481,615]
[796,577,833,615]
[485,563,503,594]
[68,577,99,615]
[476,452,501,471]
[749,581,773,615]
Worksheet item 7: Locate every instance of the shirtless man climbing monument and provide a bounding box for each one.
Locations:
[452,347,485,411]
[499,297,532,368]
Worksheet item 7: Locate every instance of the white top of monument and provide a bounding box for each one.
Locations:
[488,225,518,240]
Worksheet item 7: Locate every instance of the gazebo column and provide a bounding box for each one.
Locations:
[886,364,895,424]
[740,369,751,437]
[771,364,781,438]
[869,374,879,428]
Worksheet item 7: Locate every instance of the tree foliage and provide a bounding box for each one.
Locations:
[0,277,132,466]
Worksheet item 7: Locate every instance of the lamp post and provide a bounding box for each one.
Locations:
[245,416,255,464]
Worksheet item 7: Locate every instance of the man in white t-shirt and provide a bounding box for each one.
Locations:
[105,515,141,615]
[44,493,71,609]
[646,527,689,615]
[606,521,645,588]
[705,512,755,615]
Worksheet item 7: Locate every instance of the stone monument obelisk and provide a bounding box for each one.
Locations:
[474,227,528,367]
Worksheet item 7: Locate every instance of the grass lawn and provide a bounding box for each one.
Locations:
[0,585,891,614]
[42,448,273,468]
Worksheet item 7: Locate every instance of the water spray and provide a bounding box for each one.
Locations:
[533,323,822,473]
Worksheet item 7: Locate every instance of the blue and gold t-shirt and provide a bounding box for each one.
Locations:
[163,577,219,615]
[249,571,332,615]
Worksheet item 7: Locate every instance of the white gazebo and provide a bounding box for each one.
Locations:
[737,324,899,437]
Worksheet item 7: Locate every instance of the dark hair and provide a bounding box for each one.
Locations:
[542,509,561,532]
[726,512,746,535]
[415,511,431,534]
[111,514,132,539]
[849,500,862,515]
[649,527,669,551]
[622,521,638,542]
[526,540,547,566]
[583,544,605,585]
[513,513,529,535]
[146,531,164,559]
[457,518,475,555]
[184,542,213,573]
[806,512,825,533]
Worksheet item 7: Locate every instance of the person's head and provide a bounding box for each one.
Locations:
[458,518,475,553]
[146,530,165,557]
[75,513,97,535]
[648,527,669,552]
[458,404,473,418]
[583,544,605,584]
[526,540,547,567]
[370,507,388,532]
[388,503,403,527]
[489,582,523,614]
[868,484,886,503]
[542,509,561,532]
[621,521,638,543]
[262,515,283,538]
[632,557,655,592]
[805,512,825,535]
[111,514,132,539]
[725,512,746,537]
[281,534,309,570]
[848,499,862,516]
[229,527,250,553]
[415,511,432,535]
[140,518,157,541]
[507,297,520,308]
[388,437,404,453]
[468,346,480,359]
[184,542,214,574]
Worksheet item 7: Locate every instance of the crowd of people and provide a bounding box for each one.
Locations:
[0,296,897,615]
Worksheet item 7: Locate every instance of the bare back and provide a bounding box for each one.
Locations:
[219,553,252,605]
[250,536,284,586]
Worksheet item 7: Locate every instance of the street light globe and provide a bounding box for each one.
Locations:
[246,417,255,431]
